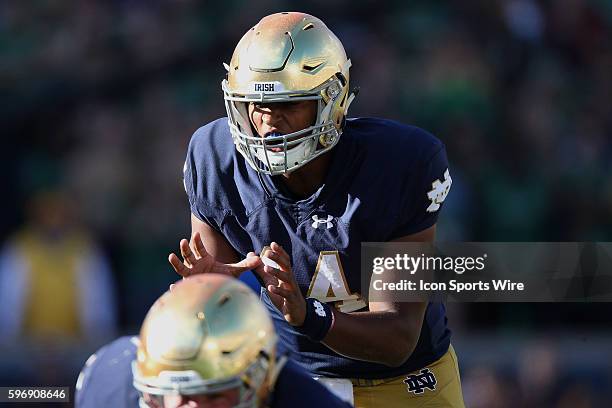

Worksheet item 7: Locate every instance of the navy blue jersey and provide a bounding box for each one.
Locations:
[183,117,452,379]
[75,336,352,408]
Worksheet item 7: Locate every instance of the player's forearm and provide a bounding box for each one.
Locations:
[322,309,422,367]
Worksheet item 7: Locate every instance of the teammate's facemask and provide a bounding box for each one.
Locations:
[222,12,356,175]
[132,275,277,408]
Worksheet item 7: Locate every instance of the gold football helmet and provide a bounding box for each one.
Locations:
[222,12,356,175]
[132,274,277,408]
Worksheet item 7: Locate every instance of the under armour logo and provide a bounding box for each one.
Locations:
[403,368,437,395]
[313,300,326,317]
[311,215,333,229]
[426,169,452,212]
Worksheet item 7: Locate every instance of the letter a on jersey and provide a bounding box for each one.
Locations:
[307,251,366,312]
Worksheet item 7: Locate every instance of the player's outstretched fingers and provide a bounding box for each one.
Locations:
[238,253,262,270]
[264,249,290,272]
[264,266,301,307]
[270,242,290,266]
[190,231,206,259]
[180,239,197,266]
[265,285,285,310]
[251,253,279,287]
[264,264,293,286]
[245,251,263,271]
[169,253,190,277]
[268,283,293,299]
[267,278,307,326]
[226,253,262,277]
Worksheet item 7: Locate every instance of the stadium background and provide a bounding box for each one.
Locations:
[1,0,611,406]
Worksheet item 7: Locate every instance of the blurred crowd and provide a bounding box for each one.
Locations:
[1,0,611,406]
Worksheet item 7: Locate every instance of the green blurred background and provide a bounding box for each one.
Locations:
[1,0,611,406]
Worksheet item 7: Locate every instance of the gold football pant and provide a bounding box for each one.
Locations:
[351,345,465,408]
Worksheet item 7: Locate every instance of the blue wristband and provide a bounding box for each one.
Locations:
[295,298,334,342]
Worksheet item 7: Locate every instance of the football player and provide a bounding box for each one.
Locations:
[75,274,353,407]
[171,12,464,407]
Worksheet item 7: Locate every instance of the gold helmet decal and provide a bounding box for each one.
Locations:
[223,12,355,175]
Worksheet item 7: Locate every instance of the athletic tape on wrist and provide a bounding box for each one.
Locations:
[295,298,334,342]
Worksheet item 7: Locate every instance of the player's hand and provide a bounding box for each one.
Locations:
[261,242,307,326]
[168,232,261,278]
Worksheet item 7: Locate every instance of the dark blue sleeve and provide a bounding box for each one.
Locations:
[75,336,140,408]
[271,360,353,408]
[182,124,226,232]
[391,144,452,238]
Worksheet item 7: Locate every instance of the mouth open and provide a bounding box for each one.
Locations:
[263,132,290,152]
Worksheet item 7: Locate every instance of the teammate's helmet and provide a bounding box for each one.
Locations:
[222,12,355,175]
[132,275,277,408]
